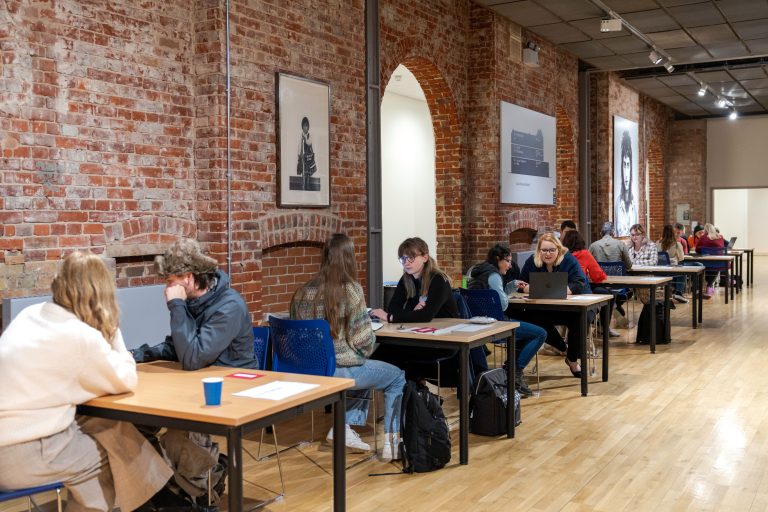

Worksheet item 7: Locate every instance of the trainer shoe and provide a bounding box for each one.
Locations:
[380,433,401,462]
[673,293,689,304]
[326,425,370,452]
[540,344,566,357]
[608,328,620,338]
[515,371,533,398]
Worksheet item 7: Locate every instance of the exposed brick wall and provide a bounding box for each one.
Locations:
[465,6,580,266]
[640,95,674,241]
[260,243,323,321]
[667,120,707,227]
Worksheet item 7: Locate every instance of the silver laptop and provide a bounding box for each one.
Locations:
[728,236,737,248]
[528,272,568,300]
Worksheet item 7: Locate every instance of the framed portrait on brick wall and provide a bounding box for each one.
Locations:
[277,72,331,208]
[613,115,639,237]
[499,101,556,205]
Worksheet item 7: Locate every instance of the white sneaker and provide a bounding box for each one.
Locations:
[326,425,370,452]
[608,328,620,338]
[379,433,401,462]
[673,293,689,304]
[540,344,566,356]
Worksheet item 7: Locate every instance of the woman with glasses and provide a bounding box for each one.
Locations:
[467,244,547,397]
[291,233,406,461]
[627,224,658,267]
[518,233,591,377]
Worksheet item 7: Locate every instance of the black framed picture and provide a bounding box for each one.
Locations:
[276,72,331,208]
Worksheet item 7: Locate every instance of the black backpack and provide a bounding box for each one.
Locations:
[399,380,451,473]
[470,368,521,436]
[636,301,670,345]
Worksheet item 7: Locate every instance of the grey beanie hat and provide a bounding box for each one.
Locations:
[155,239,218,277]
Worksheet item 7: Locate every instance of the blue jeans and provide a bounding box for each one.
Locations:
[509,320,547,370]
[334,359,405,433]
[679,261,705,293]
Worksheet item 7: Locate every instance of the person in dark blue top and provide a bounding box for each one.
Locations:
[518,232,591,378]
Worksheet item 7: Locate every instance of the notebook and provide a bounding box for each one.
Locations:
[528,272,568,300]
[728,236,737,248]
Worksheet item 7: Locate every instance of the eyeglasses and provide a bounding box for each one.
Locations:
[540,248,557,254]
[398,255,420,265]
[503,257,512,263]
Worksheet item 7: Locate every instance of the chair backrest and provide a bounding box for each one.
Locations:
[252,326,270,371]
[657,251,670,265]
[452,289,473,320]
[598,261,628,276]
[459,288,505,321]
[268,316,336,376]
[699,246,725,256]
[698,246,730,270]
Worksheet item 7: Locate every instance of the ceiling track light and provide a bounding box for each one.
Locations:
[729,110,738,120]
[698,85,707,97]
[648,49,663,65]
[663,61,675,73]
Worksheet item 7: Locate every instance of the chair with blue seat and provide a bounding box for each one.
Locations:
[657,251,671,265]
[268,316,377,470]
[242,326,285,502]
[0,482,63,512]
[598,260,635,327]
[699,246,732,298]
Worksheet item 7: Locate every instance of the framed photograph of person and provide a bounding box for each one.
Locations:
[613,115,639,237]
[276,72,331,208]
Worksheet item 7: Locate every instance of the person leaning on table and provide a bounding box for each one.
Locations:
[0,252,172,512]
[291,233,406,461]
[130,238,256,508]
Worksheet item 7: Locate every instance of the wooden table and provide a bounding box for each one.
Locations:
[684,254,736,303]
[375,318,518,465]
[505,294,612,396]
[601,275,672,353]
[734,248,754,286]
[78,362,354,512]
[628,265,705,328]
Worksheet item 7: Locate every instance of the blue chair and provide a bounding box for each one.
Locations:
[246,326,285,501]
[268,316,377,469]
[657,251,671,265]
[699,246,732,297]
[598,261,634,325]
[0,482,63,512]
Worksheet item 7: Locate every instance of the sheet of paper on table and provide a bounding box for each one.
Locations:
[233,381,320,401]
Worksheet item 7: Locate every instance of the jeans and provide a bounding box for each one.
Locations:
[679,261,705,292]
[509,320,547,370]
[334,359,405,434]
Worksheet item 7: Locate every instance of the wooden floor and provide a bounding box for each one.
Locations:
[5,258,765,511]
[235,258,768,512]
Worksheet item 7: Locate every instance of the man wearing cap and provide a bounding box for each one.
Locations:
[131,239,255,509]
[132,238,257,371]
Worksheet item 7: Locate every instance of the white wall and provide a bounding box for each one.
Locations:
[380,87,436,283]
[713,188,748,249]
[747,189,768,254]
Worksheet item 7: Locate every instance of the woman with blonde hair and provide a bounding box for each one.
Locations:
[0,252,172,511]
[292,234,405,461]
[695,222,726,298]
[518,233,591,377]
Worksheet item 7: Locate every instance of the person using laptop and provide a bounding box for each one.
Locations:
[695,223,726,298]
[466,244,547,397]
[291,233,406,461]
[518,233,591,378]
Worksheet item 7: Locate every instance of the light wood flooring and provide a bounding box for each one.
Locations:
[6,258,766,511]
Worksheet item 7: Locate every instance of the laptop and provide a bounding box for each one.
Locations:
[728,236,737,248]
[528,272,568,300]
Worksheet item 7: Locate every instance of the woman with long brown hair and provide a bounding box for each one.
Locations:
[0,252,171,511]
[291,233,405,461]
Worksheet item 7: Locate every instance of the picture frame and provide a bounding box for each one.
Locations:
[276,72,331,208]
[613,115,639,237]
[499,101,556,205]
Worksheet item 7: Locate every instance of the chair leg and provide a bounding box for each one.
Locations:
[56,488,62,512]
[272,424,286,496]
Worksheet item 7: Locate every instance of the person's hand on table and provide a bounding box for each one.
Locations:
[520,282,529,294]
[370,308,388,321]
[165,284,187,302]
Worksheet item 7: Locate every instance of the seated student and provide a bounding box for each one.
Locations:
[696,223,726,298]
[627,224,658,305]
[589,221,633,327]
[518,233,592,378]
[291,233,405,461]
[674,223,689,254]
[560,219,577,240]
[0,252,172,512]
[657,224,688,303]
[467,244,547,397]
[371,237,487,383]
[561,230,619,337]
[688,225,704,253]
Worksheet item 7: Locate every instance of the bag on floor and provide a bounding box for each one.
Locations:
[470,368,521,436]
[399,380,451,473]
[636,301,670,345]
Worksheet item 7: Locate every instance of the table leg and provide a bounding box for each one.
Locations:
[506,330,516,438]
[649,284,657,354]
[737,254,743,293]
[698,272,704,324]
[227,428,243,512]
[459,346,469,465]
[691,272,698,329]
[726,266,731,303]
[749,251,753,287]
[333,393,346,512]
[664,283,671,343]
[601,300,610,382]
[580,309,588,397]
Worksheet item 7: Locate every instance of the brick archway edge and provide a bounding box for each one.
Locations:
[258,211,346,250]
